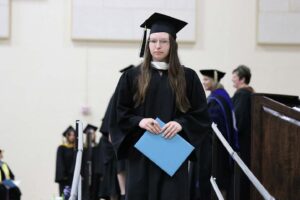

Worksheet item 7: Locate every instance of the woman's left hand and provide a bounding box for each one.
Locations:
[161,121,182,139]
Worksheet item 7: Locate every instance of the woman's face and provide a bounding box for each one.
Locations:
[66,131,76,143]
[149,32,170,62]
[232,72,242,89]
[202,76,214,91]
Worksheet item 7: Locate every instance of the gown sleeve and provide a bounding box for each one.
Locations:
[109,70,143,159]
[55,145,65,183]
[232,91,251,135]
[114,71,143,131]
[173,69,211,148]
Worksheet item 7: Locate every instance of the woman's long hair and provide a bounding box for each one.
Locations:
[134,34,191,113]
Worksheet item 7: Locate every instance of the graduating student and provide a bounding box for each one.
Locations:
[0,149,22,200]
[109,13,211,200]
[99,65,134,200]
[199,69,239,199]
[55,126,76,196]
[99,99,121,200]
[231,65,254,200]
[82,124,99,200]
[89,132,104,200]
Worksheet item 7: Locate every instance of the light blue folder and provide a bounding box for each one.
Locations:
[134,118,194,176]
[2,179,17,188]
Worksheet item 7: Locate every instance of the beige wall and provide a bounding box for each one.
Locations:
[0,0,299,200]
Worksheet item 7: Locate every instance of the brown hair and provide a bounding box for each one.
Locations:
[134,34,191,113]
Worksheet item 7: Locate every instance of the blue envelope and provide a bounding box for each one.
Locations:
[134,117,194,176]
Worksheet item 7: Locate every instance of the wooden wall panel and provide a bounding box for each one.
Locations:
[251,94,300,200]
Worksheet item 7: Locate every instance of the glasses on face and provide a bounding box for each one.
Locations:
[148,39,170,45]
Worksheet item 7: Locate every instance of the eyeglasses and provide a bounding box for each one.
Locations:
[148,39,170,45]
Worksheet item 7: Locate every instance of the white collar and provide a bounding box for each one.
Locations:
[151,61,169,70]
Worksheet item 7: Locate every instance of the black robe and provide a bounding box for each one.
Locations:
[232,87,253,200]
[98,97,123,199]
[55,144,76,195]
[189,88,239,200]
[0,162,21,200]
[109,66,211,200]
[208,88,239,199]
[89,140,104,200]
[189,132,212,200]
[82,140,103,200]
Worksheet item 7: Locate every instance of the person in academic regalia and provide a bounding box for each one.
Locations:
[0,149,22,200]
[98,99,121,200]
[82,124,100,200]
[98,65,134,200]
[108,13,211,200]
[231,65,254,200]
[55,126,76,196]
[199,69,239,200]
[90,133,104,200]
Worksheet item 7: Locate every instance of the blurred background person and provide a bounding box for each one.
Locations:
[54,126,76,196]
[82,124,100,200]
[0,148,22,200]
[99,99,122,200]
[199,69,239,200]
[232,65,254,200]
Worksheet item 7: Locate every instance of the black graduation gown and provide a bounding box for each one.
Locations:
[82,140,100,200]
[90,141,104,200]
[98,136,120,199]
[98,97,122,199]
[109,66,211,200]
[55,144,76,195]
[207,88,239,199]
[81,141,104,200]
[100,96,117,164]
[232,87,253,200]
[82,144,91,200]
[189,132,212,200]
[0,162,21,200]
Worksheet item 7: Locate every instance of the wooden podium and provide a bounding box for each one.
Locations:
[251,93,300,200]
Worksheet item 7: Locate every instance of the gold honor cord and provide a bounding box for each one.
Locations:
[0,163,11,181]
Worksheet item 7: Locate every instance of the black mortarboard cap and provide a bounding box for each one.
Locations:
[62,126,75,137]
[83,124,98,134]
[139,12,188,57]
[199,69,226,82]
[119,65,134,73]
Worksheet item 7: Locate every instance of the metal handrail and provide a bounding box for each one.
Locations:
[211,123,276,200]
[210,176,225,200]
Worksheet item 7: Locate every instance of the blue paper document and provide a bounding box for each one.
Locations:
[134,118,194,176]
[2,179,17,188]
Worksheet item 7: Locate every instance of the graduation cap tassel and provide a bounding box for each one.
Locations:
[139,26,147,58]
[214,70,218,82]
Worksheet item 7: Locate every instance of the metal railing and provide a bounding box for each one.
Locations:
[211,123,276,200]
[210,176,225,200]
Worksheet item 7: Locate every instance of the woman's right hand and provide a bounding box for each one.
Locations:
[139,118,161,134]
